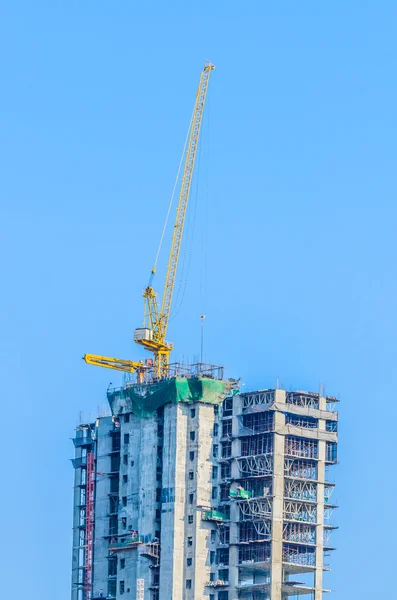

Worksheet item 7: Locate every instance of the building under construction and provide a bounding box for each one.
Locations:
[71,368,338,600]
[71,62,338,600]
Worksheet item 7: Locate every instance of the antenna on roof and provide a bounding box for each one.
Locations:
[200,315,206,363]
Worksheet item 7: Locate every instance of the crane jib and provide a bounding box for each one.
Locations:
[159,65,214,336]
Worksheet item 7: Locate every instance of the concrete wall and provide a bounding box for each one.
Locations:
[193,403,215,599]
[116,413,159,600]
[93,418,114,597]
[159,403,188,600]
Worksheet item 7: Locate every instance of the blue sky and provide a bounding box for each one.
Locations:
[1,2,396,598]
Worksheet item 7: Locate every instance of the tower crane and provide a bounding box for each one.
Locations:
[83,61,215,381]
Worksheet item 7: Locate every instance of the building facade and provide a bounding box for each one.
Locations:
[71,382,338,600]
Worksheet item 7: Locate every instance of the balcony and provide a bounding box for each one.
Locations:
[206,580,229,587]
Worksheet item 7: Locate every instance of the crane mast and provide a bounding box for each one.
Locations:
[135,61,215,377]
[84,61,215,381]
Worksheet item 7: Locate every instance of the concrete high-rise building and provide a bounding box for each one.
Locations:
[71,368,338,600]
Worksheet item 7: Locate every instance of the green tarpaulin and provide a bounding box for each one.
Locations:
[108,377,225,418]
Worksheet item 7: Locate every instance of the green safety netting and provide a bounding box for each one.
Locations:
[107,377,225,418]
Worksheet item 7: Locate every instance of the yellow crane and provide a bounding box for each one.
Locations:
[83,61,215,381]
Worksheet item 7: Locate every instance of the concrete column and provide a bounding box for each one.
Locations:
[137,418,158,600]
[228,545,239,598]
[274,389,286,405]
[94,418,113,595]
[159,404,188,600]
[270,411,286,600]
[231,458,240,480]
[193,403,215,599]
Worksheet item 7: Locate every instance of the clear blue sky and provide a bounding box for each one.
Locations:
[1,2,395,598]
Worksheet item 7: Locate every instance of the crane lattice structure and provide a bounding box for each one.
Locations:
[83,61,215,381]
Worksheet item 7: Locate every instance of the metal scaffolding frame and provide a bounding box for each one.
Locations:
[323,526,337,545]
[282,543,316,566]
[284,479,317,502]
[324,484,335,503]
[324,506,336,521]
[237,455,273,478]
[241,434,273,457]
[283,522,316,545]
[242,390,275,412]
[326,396,340,411]
[238,412,275,436]
[239,498,272,521]
[239,541,272,565]
[284,458,317,481]
[285,436,318,459]
[237,477,272,499]
[326,442,338,463]
[284,500,317,524]
[239,519,272,542]
[286,392,320,409]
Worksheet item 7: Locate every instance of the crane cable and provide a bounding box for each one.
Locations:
[170,123,203,321]
[149,105,195,285]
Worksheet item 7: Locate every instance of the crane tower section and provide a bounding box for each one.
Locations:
[135,61,215,377]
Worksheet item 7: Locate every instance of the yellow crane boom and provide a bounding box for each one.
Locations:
[84,61,215,380]
[135,61,215,377]
[83,354,147,382]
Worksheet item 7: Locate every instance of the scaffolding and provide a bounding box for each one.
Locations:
[284,479,317,502]
[237,455,273,478]
[84,452,95,600]
[283,522,316,545]
[326,442,338,463]
[324,506,337,521]
[284,500,317,524]
[282,543,316,566]
[239,542,272,565]
[123,362,226,386]
[218,524,230,545]
[241,434,273,457]
[284,458,317,481]
[239,498,272,521]
[326,395,340,411]
[324,484,335,503]
[220,461,232,480]
[238,412,275,436]
[234,478,272,499]
[286,392,320,409]
[242,390,275,413]
[285,436,318,459]
[239,520,271,542]
[286,414,318,429]
[221,419,232,437]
